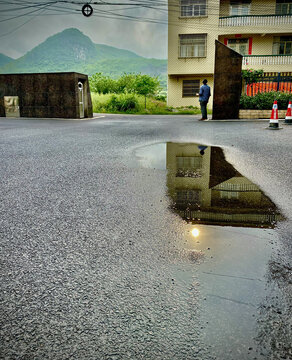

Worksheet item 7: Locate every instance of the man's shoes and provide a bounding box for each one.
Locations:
[199,118,207,121]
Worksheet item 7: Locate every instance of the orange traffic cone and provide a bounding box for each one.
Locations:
[284,100,292,125]
[267,100,281,130]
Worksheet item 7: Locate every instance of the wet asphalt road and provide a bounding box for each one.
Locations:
[1,115,292,360]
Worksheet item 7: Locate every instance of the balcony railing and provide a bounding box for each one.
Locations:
[243,55,292,66]
[212,183,259,192]
[219,14,292,27]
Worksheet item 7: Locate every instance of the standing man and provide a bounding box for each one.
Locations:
[198,79,211,121]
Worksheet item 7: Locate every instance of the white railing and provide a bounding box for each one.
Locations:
[212,183,259,192]
[219,14,292,27]
[243,55,292,66]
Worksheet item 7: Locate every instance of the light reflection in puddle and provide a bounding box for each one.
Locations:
[134,142,284,359]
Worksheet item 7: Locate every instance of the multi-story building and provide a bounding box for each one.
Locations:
[168,0,292,108]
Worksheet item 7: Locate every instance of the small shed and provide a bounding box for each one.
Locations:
[0,72,93,119]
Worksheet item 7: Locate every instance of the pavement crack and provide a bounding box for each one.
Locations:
[207,294,256,307]
[202,271,263,282]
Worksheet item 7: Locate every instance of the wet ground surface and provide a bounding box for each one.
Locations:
[0,115,292,359]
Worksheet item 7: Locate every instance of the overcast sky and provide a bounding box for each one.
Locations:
[0,2,168,59]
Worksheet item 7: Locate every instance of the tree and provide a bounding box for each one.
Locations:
[116,73,137,93]
[89,73,117,94]
[133,74,160,109]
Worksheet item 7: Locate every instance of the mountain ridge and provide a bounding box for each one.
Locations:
[0,28,167,81]
[0,54,13,67]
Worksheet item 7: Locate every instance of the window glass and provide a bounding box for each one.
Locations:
[176,190,201,204]
[181,0,207,17]
[176,157,203,177]
[230,0,251,15]
[273,36,292,55]
[227,38,249,55]
[182,80,200,97]
[276,0,292,15]
[179,34,207,58]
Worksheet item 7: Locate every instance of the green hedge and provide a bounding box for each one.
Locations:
[240,92,291,110]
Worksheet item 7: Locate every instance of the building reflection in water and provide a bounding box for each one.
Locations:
[166,142,282,228]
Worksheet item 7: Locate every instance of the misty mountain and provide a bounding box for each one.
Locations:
[0,28,167,80]
[0,54,13,67]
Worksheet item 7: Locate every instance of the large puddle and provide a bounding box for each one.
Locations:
[134,142,283,359]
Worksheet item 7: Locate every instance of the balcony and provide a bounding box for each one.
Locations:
[242,55,292,66]
[219,14,292,27]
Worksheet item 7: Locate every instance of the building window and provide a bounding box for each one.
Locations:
[220,191,239,199]
[276,0,292,14]
[273,36,292,55]
[176,190,201,205]
[182,80,200,97]
[230,0,251,16]
[179,34,207,58]
[228,38,249,55]
[176,156,202,177]
[180,0,207,17]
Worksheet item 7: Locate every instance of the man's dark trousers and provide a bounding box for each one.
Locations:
[200,100,208,119]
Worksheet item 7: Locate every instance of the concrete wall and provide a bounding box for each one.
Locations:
[0,72,93,119]
[212,41,242,120]
[239,109,287,119]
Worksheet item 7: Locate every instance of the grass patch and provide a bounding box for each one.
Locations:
[91,93,204,115]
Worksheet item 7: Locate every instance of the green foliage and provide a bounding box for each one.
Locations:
[107,94,139,112]
[133,74,160,96]
[89,73,117,94]
[154,93,167,102]
[242,69,264,84]
[240,92,291,110]
[89,73,161,101]
[116,73,137,93]
[91,93,202,115]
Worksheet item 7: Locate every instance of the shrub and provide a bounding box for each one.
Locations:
[106,94,140,112]
[240,92,291,110]
[242,69,264,84]
[154,94,167,102]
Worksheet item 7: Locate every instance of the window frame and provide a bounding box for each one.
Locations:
[182,79,200,97]
[229,0,251,16]
[275,0,292,15]
[227,38,249,55]
[176,156,203,178]
[175,189,202,205]
[180,0,208,17]
[273,36,292,55]
[179,34,207,58]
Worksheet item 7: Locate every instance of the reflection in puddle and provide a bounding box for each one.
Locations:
[166,142,282,229]
[134,142,282,229]
[134,142,284,359]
